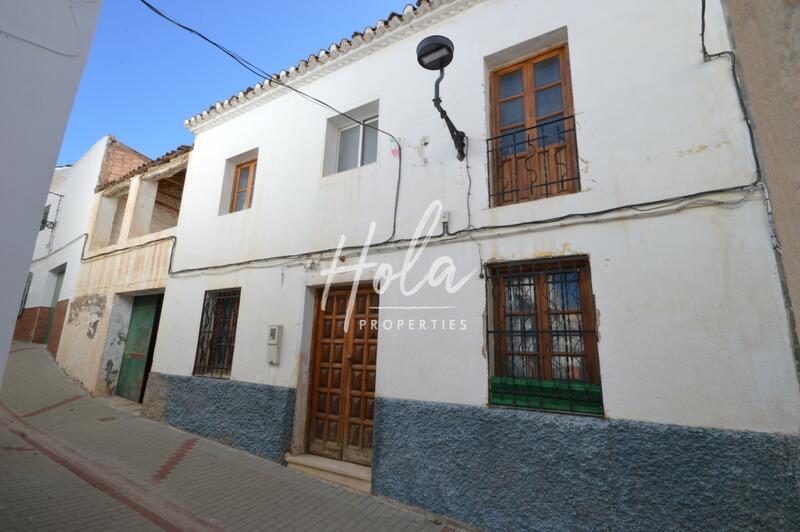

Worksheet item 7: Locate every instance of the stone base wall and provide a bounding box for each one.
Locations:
[372,398,800,531]
[142,372,295,462]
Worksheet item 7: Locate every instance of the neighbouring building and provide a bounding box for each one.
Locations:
[13,136,150,357]
[40,0,799,529]
[724,0,800,371]
[56,145,189,402]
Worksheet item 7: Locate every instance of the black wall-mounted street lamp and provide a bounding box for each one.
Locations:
[416,35,466,161]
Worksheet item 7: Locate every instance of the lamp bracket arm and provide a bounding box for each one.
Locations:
[431,68,466,161]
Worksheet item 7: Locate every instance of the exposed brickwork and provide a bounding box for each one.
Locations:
[46,300,69,358]
[96,137,150,191]
[96,145,191,193]
[13,307,50,344]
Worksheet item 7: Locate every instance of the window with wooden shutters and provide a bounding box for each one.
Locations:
[229,160,256,213]
[193,288,241,378]
[488,44,579,206]
[487,258,602,415]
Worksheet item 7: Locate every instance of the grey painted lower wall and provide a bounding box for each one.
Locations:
[142,372,295,462]
[373,397,800,531]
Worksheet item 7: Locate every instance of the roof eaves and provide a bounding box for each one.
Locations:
[184,0,476,133]
[96,145,193,193]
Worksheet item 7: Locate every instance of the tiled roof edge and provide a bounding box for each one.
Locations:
[96,145,193,192]
[184,0,483,133]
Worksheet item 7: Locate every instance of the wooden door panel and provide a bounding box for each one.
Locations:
[308,290,347,458]
[308,286,378,466]
[116,295,159,402]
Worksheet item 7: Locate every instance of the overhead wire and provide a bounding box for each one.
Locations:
[137,0,403,243]
[92,0,776,278]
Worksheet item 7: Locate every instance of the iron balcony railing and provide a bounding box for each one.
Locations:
[487,115,580,207]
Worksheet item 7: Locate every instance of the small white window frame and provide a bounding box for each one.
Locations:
[335,116,379,173]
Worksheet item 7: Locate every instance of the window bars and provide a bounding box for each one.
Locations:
[487,258,602,415]
[486,115,579,207]
[193,288,241,378]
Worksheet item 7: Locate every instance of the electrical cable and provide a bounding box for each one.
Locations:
[0,3,81,57]
[97,0,776,277]
[462,136,475,231]
[137,0,403,243]
[699,0,781,252]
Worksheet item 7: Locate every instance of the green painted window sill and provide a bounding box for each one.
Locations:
[490,376,603,416]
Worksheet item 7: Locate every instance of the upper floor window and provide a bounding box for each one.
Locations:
[40,205,51,231]
[230,160,257,213]
[323,100,379,176]
[193,287,241,379]
[487,257,602,415]
[488,44,579,206]
[337,118,379,173]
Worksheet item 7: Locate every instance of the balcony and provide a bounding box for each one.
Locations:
[487,115,579,207]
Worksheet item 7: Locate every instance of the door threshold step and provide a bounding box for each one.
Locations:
[285,453,371,493]
[95,395,143,416]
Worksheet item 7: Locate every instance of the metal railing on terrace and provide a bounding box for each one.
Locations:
[487,115,580,207]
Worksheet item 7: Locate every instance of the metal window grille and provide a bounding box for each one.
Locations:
[193,288,241,378]
[487,115,579,207]
[486,257,603,415]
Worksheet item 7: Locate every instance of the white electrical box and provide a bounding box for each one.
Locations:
[267,324,282,366]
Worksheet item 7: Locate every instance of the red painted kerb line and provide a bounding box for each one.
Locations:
[151,437,199,484]
[0,401,221,531]
[10,347,37,353]
[22,394,83,418]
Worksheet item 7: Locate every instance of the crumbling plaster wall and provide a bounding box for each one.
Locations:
[56,235,173,394]
[95,294,133,395]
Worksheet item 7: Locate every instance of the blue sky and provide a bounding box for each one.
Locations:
[58,0,404,165]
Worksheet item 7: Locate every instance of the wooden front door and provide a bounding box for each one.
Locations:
[308,286,379,466]
[116,294,162,403]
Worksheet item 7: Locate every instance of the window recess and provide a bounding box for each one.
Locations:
[336,117,379,173]
[230,160,257,213]
[487,257,602,415]
[40,205,51,231]
[193,288,241,378]
[323,100,380,176]
[487,44,579,207]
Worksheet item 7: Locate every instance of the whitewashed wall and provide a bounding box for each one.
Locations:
[0,0,102,380]
[27,137,109,308]
[151,0,799,433]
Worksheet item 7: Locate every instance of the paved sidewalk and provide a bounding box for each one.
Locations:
[0,343,448,531]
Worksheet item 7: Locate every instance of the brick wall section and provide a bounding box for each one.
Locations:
[13,307,50,343]
[46,300,69,357]
[32,307,50,343]
[97,138,150,191]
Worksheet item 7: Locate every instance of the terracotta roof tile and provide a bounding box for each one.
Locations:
[185,0,463,131]
[96,145,192,192]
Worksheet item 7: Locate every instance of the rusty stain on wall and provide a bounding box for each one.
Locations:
[677,141,729,158]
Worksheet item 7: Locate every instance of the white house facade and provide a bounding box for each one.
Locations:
[41,0,792,529]
[14,136,149,356]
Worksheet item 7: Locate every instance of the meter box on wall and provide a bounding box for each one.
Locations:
[267,324,282,366]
